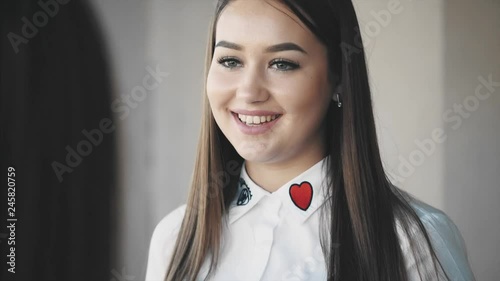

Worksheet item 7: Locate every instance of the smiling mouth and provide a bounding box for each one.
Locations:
[235,113,281,126]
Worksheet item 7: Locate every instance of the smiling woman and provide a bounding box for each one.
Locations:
[207,1,332,182]
[145,0,475,281]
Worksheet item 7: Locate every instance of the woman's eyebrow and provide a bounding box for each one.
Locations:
[215,40,307,54]
[265,42,307,54]
[215,40,243,51]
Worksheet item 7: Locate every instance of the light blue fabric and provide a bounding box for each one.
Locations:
[409,198,476,281]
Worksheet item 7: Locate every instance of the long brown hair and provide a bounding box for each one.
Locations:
[165,0,450,280]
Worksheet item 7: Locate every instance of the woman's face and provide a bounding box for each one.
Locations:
[207,0,332,166]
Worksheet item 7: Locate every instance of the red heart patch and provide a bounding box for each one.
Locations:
[289,181,313,211]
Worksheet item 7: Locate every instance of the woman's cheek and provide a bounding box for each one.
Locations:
[208,71,238,98]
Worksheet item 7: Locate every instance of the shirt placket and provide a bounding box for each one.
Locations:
[242,196,282,280]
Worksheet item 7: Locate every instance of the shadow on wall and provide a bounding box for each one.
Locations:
[442,1,500,280]
[1,0,116,280]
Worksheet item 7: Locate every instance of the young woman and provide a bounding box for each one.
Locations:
[146,0,475,280]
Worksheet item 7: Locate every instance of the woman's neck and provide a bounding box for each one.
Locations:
[244,148,327,193]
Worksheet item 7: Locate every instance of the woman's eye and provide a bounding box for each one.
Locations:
[270,59,300,71]
[217,57,242,69]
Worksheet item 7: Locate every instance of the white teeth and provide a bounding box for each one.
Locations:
[237,113,279,125]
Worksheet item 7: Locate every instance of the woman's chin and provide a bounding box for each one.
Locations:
[234,146,274,163]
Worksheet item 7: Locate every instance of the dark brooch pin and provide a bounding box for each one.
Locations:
[237,178,252,206]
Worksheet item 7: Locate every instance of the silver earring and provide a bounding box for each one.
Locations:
[335,93,342,108]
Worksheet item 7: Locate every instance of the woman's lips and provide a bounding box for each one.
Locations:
[236,113,280,125]
[231,111,282,135]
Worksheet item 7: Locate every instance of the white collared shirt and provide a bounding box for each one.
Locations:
[145,158,475,281]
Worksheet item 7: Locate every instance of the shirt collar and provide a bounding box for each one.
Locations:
[228,156,330,224]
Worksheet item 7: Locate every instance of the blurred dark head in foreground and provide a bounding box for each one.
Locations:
[0,0,116,280]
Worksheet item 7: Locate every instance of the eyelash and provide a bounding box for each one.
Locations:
[270,58,300,71]
[216,56,300,71]
[217,56,241,69]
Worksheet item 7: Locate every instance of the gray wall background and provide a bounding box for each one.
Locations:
[90,0,499,280]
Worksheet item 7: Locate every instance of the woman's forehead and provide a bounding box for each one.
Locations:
[215,0,314,47]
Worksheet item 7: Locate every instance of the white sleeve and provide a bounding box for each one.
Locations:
[145,204,187,281]
[397,211,475,281]
[419,212,475,280]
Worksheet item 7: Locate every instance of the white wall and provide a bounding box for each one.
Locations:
[359,1,500,280]
[355,0,447,206]
[147,0,215,232]
[442,1,500,280]
[90,0,215,278]
[91,0,499,279]
[90,0,151,278]
[358,1,500,280]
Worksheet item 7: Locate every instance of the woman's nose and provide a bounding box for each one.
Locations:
[235,66,270,104]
